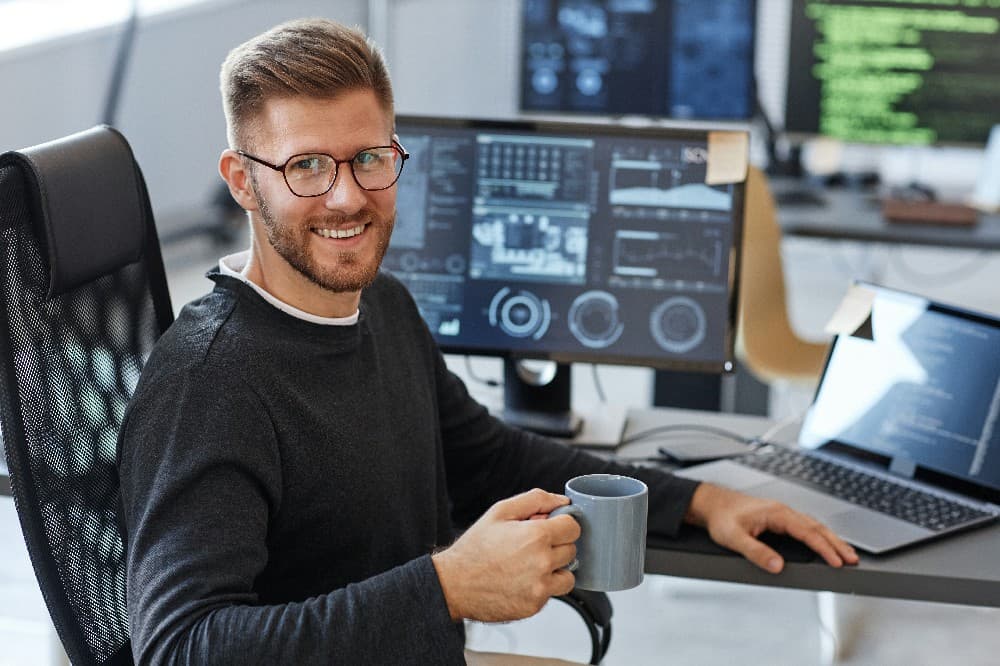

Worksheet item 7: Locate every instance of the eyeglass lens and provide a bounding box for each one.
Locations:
[284,147,404,196]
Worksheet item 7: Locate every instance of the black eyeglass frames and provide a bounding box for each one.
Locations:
[237,141,409,197]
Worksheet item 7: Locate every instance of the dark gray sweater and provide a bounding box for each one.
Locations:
[117,270,699,665]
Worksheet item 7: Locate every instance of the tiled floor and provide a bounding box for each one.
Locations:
[4,232,1000,664]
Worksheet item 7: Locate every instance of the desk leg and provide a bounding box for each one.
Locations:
[817,592,839,664]
[817,592,865,664]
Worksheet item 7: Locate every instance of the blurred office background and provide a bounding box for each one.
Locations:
[2,0,1000,663]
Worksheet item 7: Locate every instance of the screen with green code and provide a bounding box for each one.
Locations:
[784,0,1000,145]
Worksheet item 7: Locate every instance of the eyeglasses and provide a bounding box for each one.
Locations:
[237,141,409,197]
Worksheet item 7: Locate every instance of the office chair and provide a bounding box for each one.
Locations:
[737,166,829,385]
[0,125,174,666]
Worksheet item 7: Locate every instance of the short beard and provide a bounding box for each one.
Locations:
[249,171,394,293]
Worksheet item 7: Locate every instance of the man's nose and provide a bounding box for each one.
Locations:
[323,167,367,214]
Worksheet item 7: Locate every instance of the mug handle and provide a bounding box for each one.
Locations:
[548,504,584,572]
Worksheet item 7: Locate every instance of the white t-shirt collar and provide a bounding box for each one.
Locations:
[218,250,360,326]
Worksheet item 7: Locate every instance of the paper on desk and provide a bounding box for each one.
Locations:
[706,131,749,185]
[824,284,876,340]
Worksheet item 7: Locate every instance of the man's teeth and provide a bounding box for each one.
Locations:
[316,225,365,239]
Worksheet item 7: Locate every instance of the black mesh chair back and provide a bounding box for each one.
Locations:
[0,126,173,666]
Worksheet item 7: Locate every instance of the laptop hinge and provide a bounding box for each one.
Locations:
[889,455,917,479]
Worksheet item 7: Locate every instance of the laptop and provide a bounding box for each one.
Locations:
[678,283,1000,554]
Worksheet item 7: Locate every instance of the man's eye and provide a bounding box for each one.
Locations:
[289,156,322,173]
[355,151,378,166]
[355,149,392,171]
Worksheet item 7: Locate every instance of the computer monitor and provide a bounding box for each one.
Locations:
[784,0,1000,145]
[520,0,757,120]
[384,116,746,438]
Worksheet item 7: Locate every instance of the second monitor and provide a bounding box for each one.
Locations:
[520,0,757,120]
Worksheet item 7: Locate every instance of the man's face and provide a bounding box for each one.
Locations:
[246,90,397,294]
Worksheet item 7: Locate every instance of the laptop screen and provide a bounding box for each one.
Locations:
[799,285,1000,494]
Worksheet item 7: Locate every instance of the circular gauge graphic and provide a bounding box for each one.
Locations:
[532,67,559,95]
[650,296,707,354]
[444,253,466,275]
[489,287,552,340]
[576,69,603,96]
[568,291,624,349]
[399,252,421,273]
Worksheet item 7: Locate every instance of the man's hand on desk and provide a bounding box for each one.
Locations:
[684,483,859,573]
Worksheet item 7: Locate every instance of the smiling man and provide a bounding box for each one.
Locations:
[116,18,856,666]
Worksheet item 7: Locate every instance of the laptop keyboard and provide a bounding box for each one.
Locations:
[737,447,994,532]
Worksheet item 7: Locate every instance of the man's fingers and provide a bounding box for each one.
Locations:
[543,513,581,544]
[728,531,785,573]
[548,568,576,597]
[820,523,859,564]
[835,534,859,564]
[491,488,569,520]
[783,519,858,567]
[549,543,577,570]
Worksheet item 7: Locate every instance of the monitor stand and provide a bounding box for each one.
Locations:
[502,360,582,438]
[500,360,629,447]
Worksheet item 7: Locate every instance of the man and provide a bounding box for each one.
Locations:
[117,18,857,665]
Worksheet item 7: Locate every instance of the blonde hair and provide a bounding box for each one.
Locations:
[220,18,394,149]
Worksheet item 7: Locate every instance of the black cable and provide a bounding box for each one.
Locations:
[610,452,675,464]
[590,364,606,403]
[464,356,500,388]
[620,423,756,447]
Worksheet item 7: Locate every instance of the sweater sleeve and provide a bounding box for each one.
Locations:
[118,366,465,666]
[432,352,700,538]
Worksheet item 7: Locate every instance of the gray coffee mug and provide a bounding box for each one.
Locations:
[549,474,648,592]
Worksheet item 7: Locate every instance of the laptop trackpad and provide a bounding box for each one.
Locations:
[822,508,930,553]
[745,479,853,520]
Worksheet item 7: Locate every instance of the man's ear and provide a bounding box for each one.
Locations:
[219,149,259,212]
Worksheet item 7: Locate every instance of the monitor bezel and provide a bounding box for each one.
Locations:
[391,113,747,374]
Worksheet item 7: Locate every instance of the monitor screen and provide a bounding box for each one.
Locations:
[520,0,756,120]
[784,0,1000,145]
[383,116,746,374]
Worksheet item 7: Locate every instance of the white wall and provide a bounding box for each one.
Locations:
[386,0,522,119]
